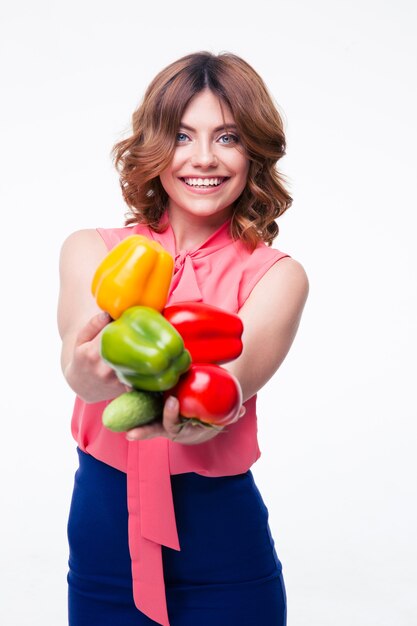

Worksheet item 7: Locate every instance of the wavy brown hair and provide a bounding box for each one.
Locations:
[112,51,292,250]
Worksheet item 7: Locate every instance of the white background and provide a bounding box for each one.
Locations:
[1,1,416,624]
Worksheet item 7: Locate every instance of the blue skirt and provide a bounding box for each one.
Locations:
[68,448,287,625]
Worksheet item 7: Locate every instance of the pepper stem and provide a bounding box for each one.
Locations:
[177,417,223,432]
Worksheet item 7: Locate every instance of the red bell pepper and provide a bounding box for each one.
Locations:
[170,363,242,428]
[163,302,243,364]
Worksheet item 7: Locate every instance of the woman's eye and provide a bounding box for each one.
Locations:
[219,133,239,145]
[176,132,189,143]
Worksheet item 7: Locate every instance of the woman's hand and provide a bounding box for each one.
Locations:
[64,311,130,403]
[125,396,246,445]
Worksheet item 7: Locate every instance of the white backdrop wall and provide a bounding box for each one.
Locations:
[1,1,416,625]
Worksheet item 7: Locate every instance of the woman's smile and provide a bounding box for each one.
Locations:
[180,176,230,191]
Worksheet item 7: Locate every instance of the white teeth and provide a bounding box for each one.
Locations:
[183,177,225,187]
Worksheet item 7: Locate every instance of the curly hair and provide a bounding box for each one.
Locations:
[112,51,292,250]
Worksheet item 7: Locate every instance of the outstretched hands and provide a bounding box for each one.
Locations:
[59,231,248,445]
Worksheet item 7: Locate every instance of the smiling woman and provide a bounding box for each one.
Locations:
[113,51,292,250]
[59,50,308,626]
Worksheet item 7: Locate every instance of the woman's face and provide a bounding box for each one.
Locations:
[159,89,250,225]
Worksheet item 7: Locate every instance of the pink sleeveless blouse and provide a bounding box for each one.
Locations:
[71,217,290,625]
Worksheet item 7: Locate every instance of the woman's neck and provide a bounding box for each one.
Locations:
[167,207,231,252]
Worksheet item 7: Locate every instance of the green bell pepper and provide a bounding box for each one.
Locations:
[100,306,191,391]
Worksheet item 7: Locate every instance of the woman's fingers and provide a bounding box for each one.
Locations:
[75,312,111,346]
[162,396,183,440]
[125,421,165,440]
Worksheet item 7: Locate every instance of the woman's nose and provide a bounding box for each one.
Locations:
[190,141,218,167]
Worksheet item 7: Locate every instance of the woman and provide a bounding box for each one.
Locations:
[58,51,309,626]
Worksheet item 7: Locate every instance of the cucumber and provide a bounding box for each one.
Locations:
[102,390,163,432]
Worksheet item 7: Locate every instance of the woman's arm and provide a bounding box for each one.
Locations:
[223,257,309,402]
[57,229,128,403]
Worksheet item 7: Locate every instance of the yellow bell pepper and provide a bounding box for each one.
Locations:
[91,235,174,319]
